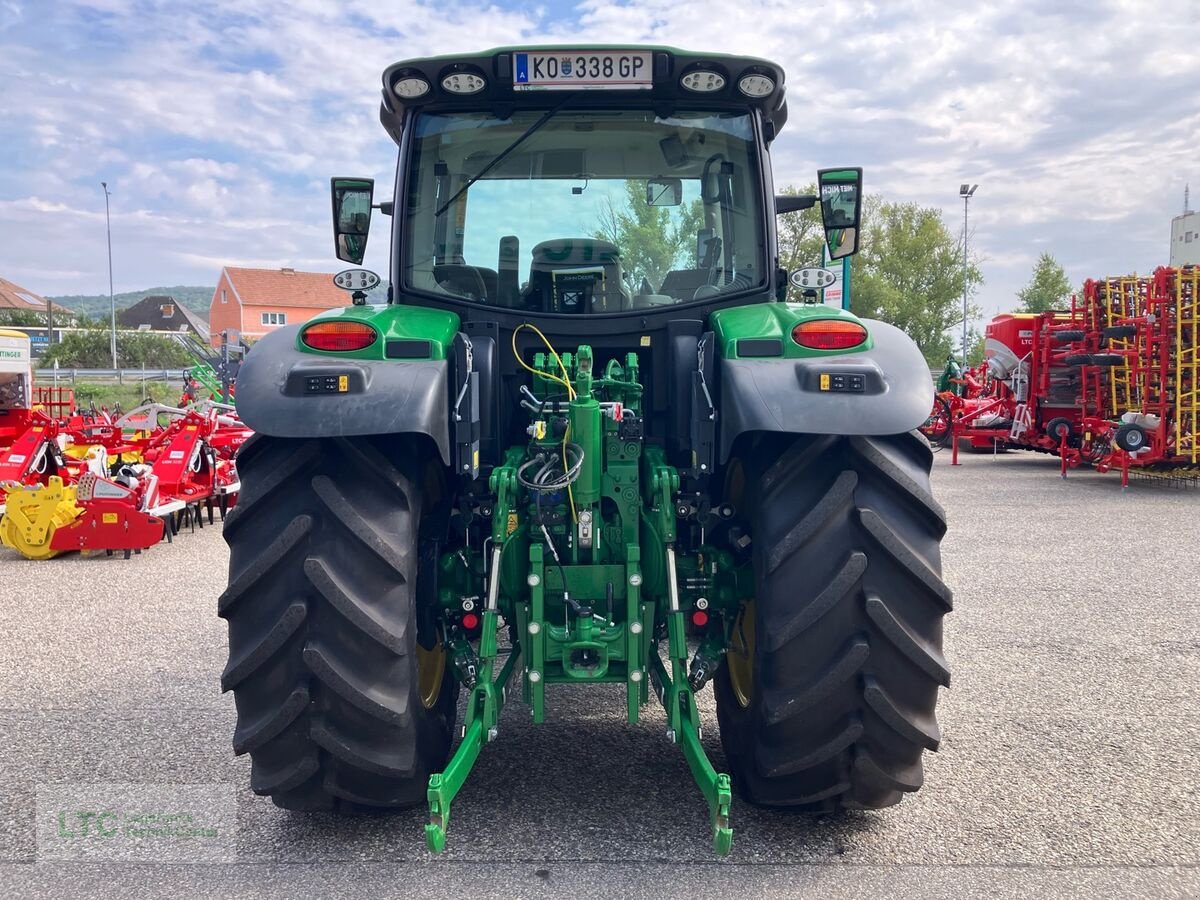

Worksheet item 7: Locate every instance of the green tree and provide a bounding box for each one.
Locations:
[775,183,825,271]
[851,201,983,364]
[1016,252,1072,313]
[0,309,48,327]
[595,181,705,292]
[962,327,986,367]
[39,329,192,368]
[0,308,80,328]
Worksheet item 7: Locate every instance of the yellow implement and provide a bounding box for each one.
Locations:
[0,477,83,560]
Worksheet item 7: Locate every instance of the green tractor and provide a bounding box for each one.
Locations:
[219,46,950,856]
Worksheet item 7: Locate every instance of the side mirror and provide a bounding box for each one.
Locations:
[331,177,374,264]
[646,178,682,207]
[817,167,863,260]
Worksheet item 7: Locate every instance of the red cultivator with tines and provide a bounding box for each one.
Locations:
[1,400,252,559]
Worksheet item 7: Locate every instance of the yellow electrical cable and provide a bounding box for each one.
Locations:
[512,323,576,400]
[512,322,578,522]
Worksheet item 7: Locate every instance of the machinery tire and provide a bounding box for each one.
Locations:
[1090,353,1124,367]
[1044,417,1073,443]
[1063,354,1092,366]
[715,432,951,810]
[1114,423,1147,453]
[219,434,457,811]
[1052,330,1085,343]
[1103,325,1137,339]
[920,397,954,450]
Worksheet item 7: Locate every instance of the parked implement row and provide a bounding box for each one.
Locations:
[922,265,1199,481]
[0,331,251,559]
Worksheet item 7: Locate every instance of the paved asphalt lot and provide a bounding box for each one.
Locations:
[0,449,1197,898]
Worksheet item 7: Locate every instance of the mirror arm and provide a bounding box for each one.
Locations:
[376,201,394,217]
[775,194,817,214]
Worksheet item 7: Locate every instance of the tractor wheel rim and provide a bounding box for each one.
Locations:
[727,599,755,709]
[416,635,447,710]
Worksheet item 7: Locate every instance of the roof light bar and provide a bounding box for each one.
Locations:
[393,76,431,99]
[738,74,774,98]
[442,72,486,95]
[680,69,725,92]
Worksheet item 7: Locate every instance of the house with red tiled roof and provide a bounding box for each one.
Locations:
[0,276,73,317]
[208,267,346,346]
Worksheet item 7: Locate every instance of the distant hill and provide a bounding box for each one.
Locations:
[50,280,394,320]
[49,286,214,319]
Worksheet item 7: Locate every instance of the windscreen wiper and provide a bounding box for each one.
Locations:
[434,93,578,218]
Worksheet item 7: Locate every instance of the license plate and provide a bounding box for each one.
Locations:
[513,51,653,91]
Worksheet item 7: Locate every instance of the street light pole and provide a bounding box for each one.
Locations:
[101,181,116,369]
[959,183,978,368]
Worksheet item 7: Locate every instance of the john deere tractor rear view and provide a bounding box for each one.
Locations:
[220,46,950,855]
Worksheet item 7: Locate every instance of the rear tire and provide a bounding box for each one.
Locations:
[219,434,457,811]
[715,432,951,810]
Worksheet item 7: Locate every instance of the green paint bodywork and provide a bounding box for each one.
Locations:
[710,303,873,359]
[295,304,460,360]
[820,168,860,182]
[187,363,225,401]
[424,343,746,857]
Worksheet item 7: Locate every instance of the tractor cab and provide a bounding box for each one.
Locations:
[329,47,861,327]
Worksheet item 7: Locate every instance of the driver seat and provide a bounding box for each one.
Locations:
[525,239,631,312]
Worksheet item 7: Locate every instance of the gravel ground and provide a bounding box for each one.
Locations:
[0,449,1197,898]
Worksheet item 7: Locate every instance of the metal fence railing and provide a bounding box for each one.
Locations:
[38,368,188,384]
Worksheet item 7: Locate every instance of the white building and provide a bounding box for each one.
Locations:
[1171,186,1199,266]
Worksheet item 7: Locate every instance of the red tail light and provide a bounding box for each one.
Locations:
[791,319,868,351]
[301,321,378,352]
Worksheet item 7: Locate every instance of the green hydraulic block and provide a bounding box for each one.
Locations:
[569,394,602,506]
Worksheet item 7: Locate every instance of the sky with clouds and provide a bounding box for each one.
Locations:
[0,0,1196,327]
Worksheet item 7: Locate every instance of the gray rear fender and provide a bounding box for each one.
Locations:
[234,325,450,463]
[719,318,934,461]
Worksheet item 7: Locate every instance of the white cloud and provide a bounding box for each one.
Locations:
[0,0,1195,326]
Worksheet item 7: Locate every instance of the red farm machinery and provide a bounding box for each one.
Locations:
[0,332,251,560]
[923,266,1199,483]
